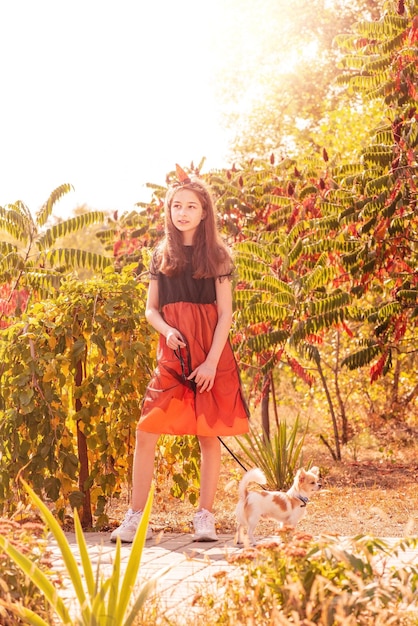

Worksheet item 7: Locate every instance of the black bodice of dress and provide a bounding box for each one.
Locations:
[151,247,217,308]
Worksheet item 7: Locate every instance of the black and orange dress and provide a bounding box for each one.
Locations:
[138,246,250,437]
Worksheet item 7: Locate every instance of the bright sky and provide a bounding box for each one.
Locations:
[0,1,235,218]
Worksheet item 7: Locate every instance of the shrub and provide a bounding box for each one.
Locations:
[234,417,310,489]
[0,481,161,626]
[0,515,56,624]
[194,532,418,625]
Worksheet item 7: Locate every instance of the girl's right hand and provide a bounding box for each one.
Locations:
[165,328,186,350]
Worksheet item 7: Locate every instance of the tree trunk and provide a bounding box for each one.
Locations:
[334,331,349,444]
[316,357,342,461]
[75,358,92,529]
[270,371,280,430]
[261,374,270,442]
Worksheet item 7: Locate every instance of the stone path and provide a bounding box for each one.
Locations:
[47,531,418,623]
[48,531,242,621]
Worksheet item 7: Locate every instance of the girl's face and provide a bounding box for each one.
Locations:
[170,188,205,244]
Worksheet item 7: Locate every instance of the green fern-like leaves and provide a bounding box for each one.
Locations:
[47,249,113,272]
[37,212,106,250]
[239,302,289,325]
[234,231,355,380]
[0,216,28,244]
[23,270,62,295]
[342,343,381,370]
[0,187,113,310]
[36,183,74,227]
[307,292,350,316]
[246,329,289,354]
[335,9,416,109]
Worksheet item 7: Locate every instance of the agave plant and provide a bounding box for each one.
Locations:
[0,480,161,626]
[234,417,310,490]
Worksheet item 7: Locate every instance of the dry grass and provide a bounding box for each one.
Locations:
[108,426,418,540]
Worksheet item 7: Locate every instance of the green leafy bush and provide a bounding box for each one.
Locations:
[156,435,201,505]
[0,267,155,527]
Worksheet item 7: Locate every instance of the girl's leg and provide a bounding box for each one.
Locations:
[131,430,160,511]
[110,429,159,542]
[197,435,221,511]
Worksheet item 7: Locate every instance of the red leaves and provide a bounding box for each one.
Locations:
[409,16,418,44]
[392,118,403,143]
[306,334,323,345]
[341,322,354,338]
[370,352,388,383]
[113,240,123,257]
[287,206,300,230]
[287,356,315,387]
[113,233,140,259]
[250,321,272,335]
[175,163,191,183]
[393,315,407,342]
[355,37,370,49]
[230,331,243,346]
[374,218,389,241]
[0,284,29,328]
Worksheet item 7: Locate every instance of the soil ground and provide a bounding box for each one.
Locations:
[108,429,418,540]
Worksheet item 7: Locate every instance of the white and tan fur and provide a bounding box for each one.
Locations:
[235,466,322,545]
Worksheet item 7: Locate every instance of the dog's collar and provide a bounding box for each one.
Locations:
[296,495,309,507]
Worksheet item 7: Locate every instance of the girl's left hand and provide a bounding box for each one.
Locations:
[188,361,216,393]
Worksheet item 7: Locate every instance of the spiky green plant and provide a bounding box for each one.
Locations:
[0,480,161,626]
[234,417,310,490]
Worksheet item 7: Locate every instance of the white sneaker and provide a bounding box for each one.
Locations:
[192,509,218,541]
[110,508,152,543]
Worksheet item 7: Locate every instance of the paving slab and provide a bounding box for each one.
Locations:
[47,531,243,620]
[47,531,418,623]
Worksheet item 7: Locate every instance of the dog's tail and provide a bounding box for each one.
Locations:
[238,468,267,500]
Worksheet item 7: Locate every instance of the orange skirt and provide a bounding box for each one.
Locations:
[138,302,250,436]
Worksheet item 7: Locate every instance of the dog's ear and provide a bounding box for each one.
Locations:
[310,466,321,477]
[297,468,307,483]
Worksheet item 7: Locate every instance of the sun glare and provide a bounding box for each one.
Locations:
[1,0,324,217]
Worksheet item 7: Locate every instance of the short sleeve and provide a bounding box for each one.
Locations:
[216,261,234,282]
[217,271,233,283]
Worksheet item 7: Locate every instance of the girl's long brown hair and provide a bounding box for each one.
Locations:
[154,177,232,278]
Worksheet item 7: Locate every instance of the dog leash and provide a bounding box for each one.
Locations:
[218,436,249,473]
[218,437,274,493]
[173,347,254,475]
[218,437,309,505]
[173,347,292,495]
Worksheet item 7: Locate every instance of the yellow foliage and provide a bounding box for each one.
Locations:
[50,415,60,430]
[42,361,57,382]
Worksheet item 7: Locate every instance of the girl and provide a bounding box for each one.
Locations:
[111,170,249,543]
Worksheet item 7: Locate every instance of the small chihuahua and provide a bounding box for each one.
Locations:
[235,466,322,545]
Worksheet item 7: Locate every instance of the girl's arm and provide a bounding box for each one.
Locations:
[188,277,233,393]
[145,279,186,349]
